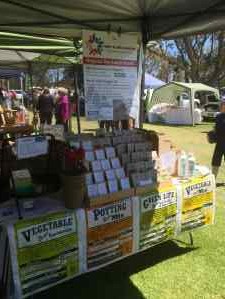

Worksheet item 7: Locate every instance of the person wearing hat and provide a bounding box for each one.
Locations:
[212,100,225,179]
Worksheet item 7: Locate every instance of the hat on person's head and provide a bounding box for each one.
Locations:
[58,87,68,95]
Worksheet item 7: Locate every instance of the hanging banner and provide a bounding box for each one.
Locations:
[86,198,134,270]
[179,174,216,233]
[8,211,81,298]
[83,30,139,121]
[135,183,178,252]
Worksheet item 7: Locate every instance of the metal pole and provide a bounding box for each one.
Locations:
[73,39,81,135]
[139,43,146,128]
[28,62,38,131]
[20,76,24,106]
[139,19,150,128]
[73,65,81,135]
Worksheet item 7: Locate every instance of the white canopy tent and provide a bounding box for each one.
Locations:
[148,81,220,125]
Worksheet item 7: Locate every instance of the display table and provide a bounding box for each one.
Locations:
[0,125,33,139]
[0,174,216,299]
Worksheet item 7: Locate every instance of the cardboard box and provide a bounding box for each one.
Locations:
[86,188,135,208]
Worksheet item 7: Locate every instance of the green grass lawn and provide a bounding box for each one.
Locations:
[37,120,225,299]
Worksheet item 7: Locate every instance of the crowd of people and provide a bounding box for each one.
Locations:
[36,87,71,131]
[0,88,22,110]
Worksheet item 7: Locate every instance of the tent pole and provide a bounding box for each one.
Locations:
[73,64,81,135]
[139,42,146,128]
[190,89,195,126]
[139,18,151,128]
[20,76,24,106]
[28,62,38,131]
[73,39,81,135]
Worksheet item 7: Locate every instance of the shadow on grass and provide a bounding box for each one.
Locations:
[35,241,196,299]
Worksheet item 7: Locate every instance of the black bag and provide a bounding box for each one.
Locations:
[207,130,217,144]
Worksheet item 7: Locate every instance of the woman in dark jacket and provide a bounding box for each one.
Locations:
[212,101,225,179]
[38,88,54,126]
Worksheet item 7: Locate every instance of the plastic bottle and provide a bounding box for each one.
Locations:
[187,153,196,177]
[177,151,187,177]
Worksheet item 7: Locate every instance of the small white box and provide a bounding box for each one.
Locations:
[87,184,98,197]
[101,159,111,171]
[95,149,106,160]
[94,171,105,183]
[120,177,131,190]
[111,158,121,169]
[105,169,116,181]
[82,140,93,151]
[97,182,108,195]
[85,151,95,162]
[108,180,119,193]
[85,173,93,185]
[105,147,116,159]
[91,160,102,172]
[115,168,125,179]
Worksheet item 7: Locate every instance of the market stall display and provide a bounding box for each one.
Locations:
[0,126,216,299]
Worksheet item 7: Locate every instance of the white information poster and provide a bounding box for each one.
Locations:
[16,136,48,160]
[83,30,139,121]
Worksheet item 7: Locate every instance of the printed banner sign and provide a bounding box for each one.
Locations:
[137,184,178,251]
[83,30,139,121]
[10,211,80,298]
[180,174,215,232]
[86,198,134,270]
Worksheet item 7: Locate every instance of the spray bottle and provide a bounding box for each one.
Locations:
[187,153,196,177]
[178,151,187,177]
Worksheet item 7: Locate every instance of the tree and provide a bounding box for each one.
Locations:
[146,31,225,87]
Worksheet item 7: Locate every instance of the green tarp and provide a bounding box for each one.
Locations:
[0,0,223,38]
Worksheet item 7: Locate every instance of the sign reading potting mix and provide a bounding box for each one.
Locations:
[86,198,134,269]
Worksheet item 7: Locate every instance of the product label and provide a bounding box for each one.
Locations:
[86,198,133,269]
[138,184,178,251]
[181,175,215,232]
[12,211,79,298]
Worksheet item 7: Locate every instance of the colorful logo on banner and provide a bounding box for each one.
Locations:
[86,33,104,56]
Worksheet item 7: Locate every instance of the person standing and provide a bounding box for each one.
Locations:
[55,88,70,131]
[211,101,225,179]
[37,88,54,126]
